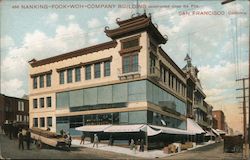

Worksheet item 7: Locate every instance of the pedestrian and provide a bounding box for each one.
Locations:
[130,139,134,150]
[80,132,85,145]
[108,135,113,146]
[93,134,99,148]
[18,131,24,150]
[67,133,72,148]
[139,139,144,152]
[9,124,13,140]
[26,129,31,150]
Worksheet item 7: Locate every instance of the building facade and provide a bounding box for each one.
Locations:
[0,94,29,126]
[212,110,225,131]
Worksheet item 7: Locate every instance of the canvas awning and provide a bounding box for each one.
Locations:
[140,125,162,136]
[205,130,216,137]
[216,129,226,135]
[187,118,205,135]
[150,125,189,135]
[211,128,220,136]
[104,124,145,133]
[75,125,111,132]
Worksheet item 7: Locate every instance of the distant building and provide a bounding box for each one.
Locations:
[0,94,29,126]
[212,110,225,131]
[212,117,218,129]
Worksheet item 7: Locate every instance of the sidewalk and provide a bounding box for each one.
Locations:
[71,139,216,159]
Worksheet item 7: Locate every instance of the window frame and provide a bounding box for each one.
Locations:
[39,75,44,88]
[85,65,91,80]
[46,74,51,87]
[94,63,101,78]
[122,53,138,74]
[33,76,38,89]
[40,97,44,108]
[33,99,38,109]
[59,71,65,84]
[46,97,52,108]
[67,69,73,83]
[75,67,81,82]
[104,61,111,77]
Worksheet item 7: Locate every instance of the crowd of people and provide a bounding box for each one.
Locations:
[129,138,145,152]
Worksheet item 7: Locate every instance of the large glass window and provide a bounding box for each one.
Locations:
[46,97,51,107]
[33,118,38,127]
[59,71,64,84]
[39,75,44,88]
[104,61,111,77]
[94,63,101,78]
[75,67,81,82]
[112,83,128,103]
[40,98,44,108]
[56,92,69,108]
[33,99,38,108]
[67,69,73,83]
[70,116,84,128]
[40,117,45,127]
[119,112,128,124]
[33,77,37,89]
[84,88,97,105]
[69,90,83,107]
[122,53,138,73]
[46,74,51,87]
[129,111,147,124]
[47,117,52,127]
[85,65,91,80]
[128,81,146,101]
[98,85,112,104]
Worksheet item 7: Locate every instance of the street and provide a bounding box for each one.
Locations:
[163,142,243,160]
[0,132,244,159]
[0,133,135,159]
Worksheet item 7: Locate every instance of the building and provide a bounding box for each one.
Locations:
[0,94,29,126]
[29,13,209,149]
[212,110,225,131]
[182,54,210,129]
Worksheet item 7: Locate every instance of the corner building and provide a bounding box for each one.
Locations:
[29,14,188,149]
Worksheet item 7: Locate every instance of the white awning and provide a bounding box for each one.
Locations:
[211,128,220,136]
[205,130,215,137]
[187,118,205,135]
[150,125,189,135]
[75,125,111,132]
[140,125,162,136]
[104,124,145,133]
[216,129,226,135]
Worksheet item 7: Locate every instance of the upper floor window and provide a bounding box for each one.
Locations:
[39,75,44,88]
[75,67,81,82]
[122,53,138,73]
[85,65,91,80]
[18,101,24,111]
[104,61,111,77]
[59,71,64,84]
[33,99,38,109]
[46,97,52,107]
[67,69,73,83]
[150,56,156,74]
[33,77,38,89]
[46,74,51,87]
[40,98,44,108]
[94,63,101,78]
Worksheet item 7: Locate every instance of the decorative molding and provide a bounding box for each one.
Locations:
[56,56,113,72]
[30,70,52,78]
[30,41,117,68]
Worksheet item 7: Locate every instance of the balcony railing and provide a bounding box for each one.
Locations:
[117,65,141,78]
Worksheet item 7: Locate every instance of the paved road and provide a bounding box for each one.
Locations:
[163,142,243,160]
[0,133,136,159]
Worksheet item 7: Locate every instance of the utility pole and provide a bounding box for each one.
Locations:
[236,78,249,160]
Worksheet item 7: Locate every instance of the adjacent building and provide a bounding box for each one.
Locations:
[212,110,225,131]
[0,94,29,126]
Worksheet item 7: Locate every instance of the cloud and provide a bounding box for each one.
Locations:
[104,9,132,26]
[67,15,75,21]
[1,22,86,97]
[87,18,101,28]
[1,79,25,98]
[1,35,15,49]
[45,13,58,24]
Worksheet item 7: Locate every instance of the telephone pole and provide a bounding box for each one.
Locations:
[236,78,249,159]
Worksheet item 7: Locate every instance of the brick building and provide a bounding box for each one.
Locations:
[212,110,225,131]
[0,94,29,126]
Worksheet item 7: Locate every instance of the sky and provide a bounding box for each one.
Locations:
[0,0,249,133]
